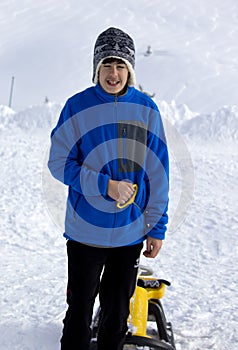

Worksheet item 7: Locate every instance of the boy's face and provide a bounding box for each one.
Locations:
[99,59,129,95]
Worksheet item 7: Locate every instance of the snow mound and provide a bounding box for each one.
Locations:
[0,105,16,129]
[0,101,238,142]
[179,105,238,140]
[0,105,15,116]
[11,102,62,131]
[158,99,199,125]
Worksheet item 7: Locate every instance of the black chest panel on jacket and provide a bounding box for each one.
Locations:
[117,121,147,173]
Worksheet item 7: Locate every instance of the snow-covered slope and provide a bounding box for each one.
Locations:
[1,99,238,350]
[0,0,238,349]
[179,105,238,141]
[2,98,237,140]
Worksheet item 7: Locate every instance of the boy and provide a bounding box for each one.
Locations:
[48,27,169,350]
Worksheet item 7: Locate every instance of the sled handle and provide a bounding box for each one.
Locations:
[138,265,153,276]
[116,184,138,209]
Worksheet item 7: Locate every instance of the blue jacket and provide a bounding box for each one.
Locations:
[48,84,169,247]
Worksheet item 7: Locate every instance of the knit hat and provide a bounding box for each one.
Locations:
[93,27,136,86]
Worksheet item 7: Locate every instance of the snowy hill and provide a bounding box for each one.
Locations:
[1,99,238,142]
[0,1,238,350]
[179,105,238,141]
[1,98,238,349]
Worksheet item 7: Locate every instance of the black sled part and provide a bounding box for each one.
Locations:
[91,336,175,350]
[124,334,176,349]
[148,299,176,348]
[90,299,176,350]
[90,271,176,349]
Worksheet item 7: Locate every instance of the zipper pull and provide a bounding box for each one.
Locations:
[122,127,126,137]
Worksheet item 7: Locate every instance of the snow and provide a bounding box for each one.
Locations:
[0,0,238,349]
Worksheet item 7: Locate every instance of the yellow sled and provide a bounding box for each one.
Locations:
[91,265,176,350]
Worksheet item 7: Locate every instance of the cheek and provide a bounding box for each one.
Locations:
[98,70,104,84]
[120,72,128,81]
[123,70,129,80]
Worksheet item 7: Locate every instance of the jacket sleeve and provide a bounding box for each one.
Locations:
[48,100,109,196]
[144,108,169,240]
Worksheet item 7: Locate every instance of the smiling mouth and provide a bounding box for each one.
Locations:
[107,80,120,86]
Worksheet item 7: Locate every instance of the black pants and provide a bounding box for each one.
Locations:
[60,240,143,350]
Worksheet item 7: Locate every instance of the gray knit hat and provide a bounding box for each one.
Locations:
[93,27,136,86]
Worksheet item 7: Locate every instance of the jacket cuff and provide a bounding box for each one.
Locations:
[98,173,110,196]
[146,229,165,240]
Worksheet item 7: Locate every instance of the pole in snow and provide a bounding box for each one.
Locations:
[8,76,15,108]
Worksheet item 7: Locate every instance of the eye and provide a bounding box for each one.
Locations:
[117,65,126,69]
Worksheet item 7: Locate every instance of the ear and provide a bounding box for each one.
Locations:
[97,67,101,83]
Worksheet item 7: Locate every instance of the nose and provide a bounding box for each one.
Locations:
[109,65,118,75]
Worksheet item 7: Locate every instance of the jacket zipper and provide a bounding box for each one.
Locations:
[122,127,127,165]
[114,95,118,174]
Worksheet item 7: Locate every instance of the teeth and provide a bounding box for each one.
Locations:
[107,80,118,85]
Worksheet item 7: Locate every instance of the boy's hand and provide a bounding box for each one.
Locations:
[143,237,163,258]
[107,179,135,204]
